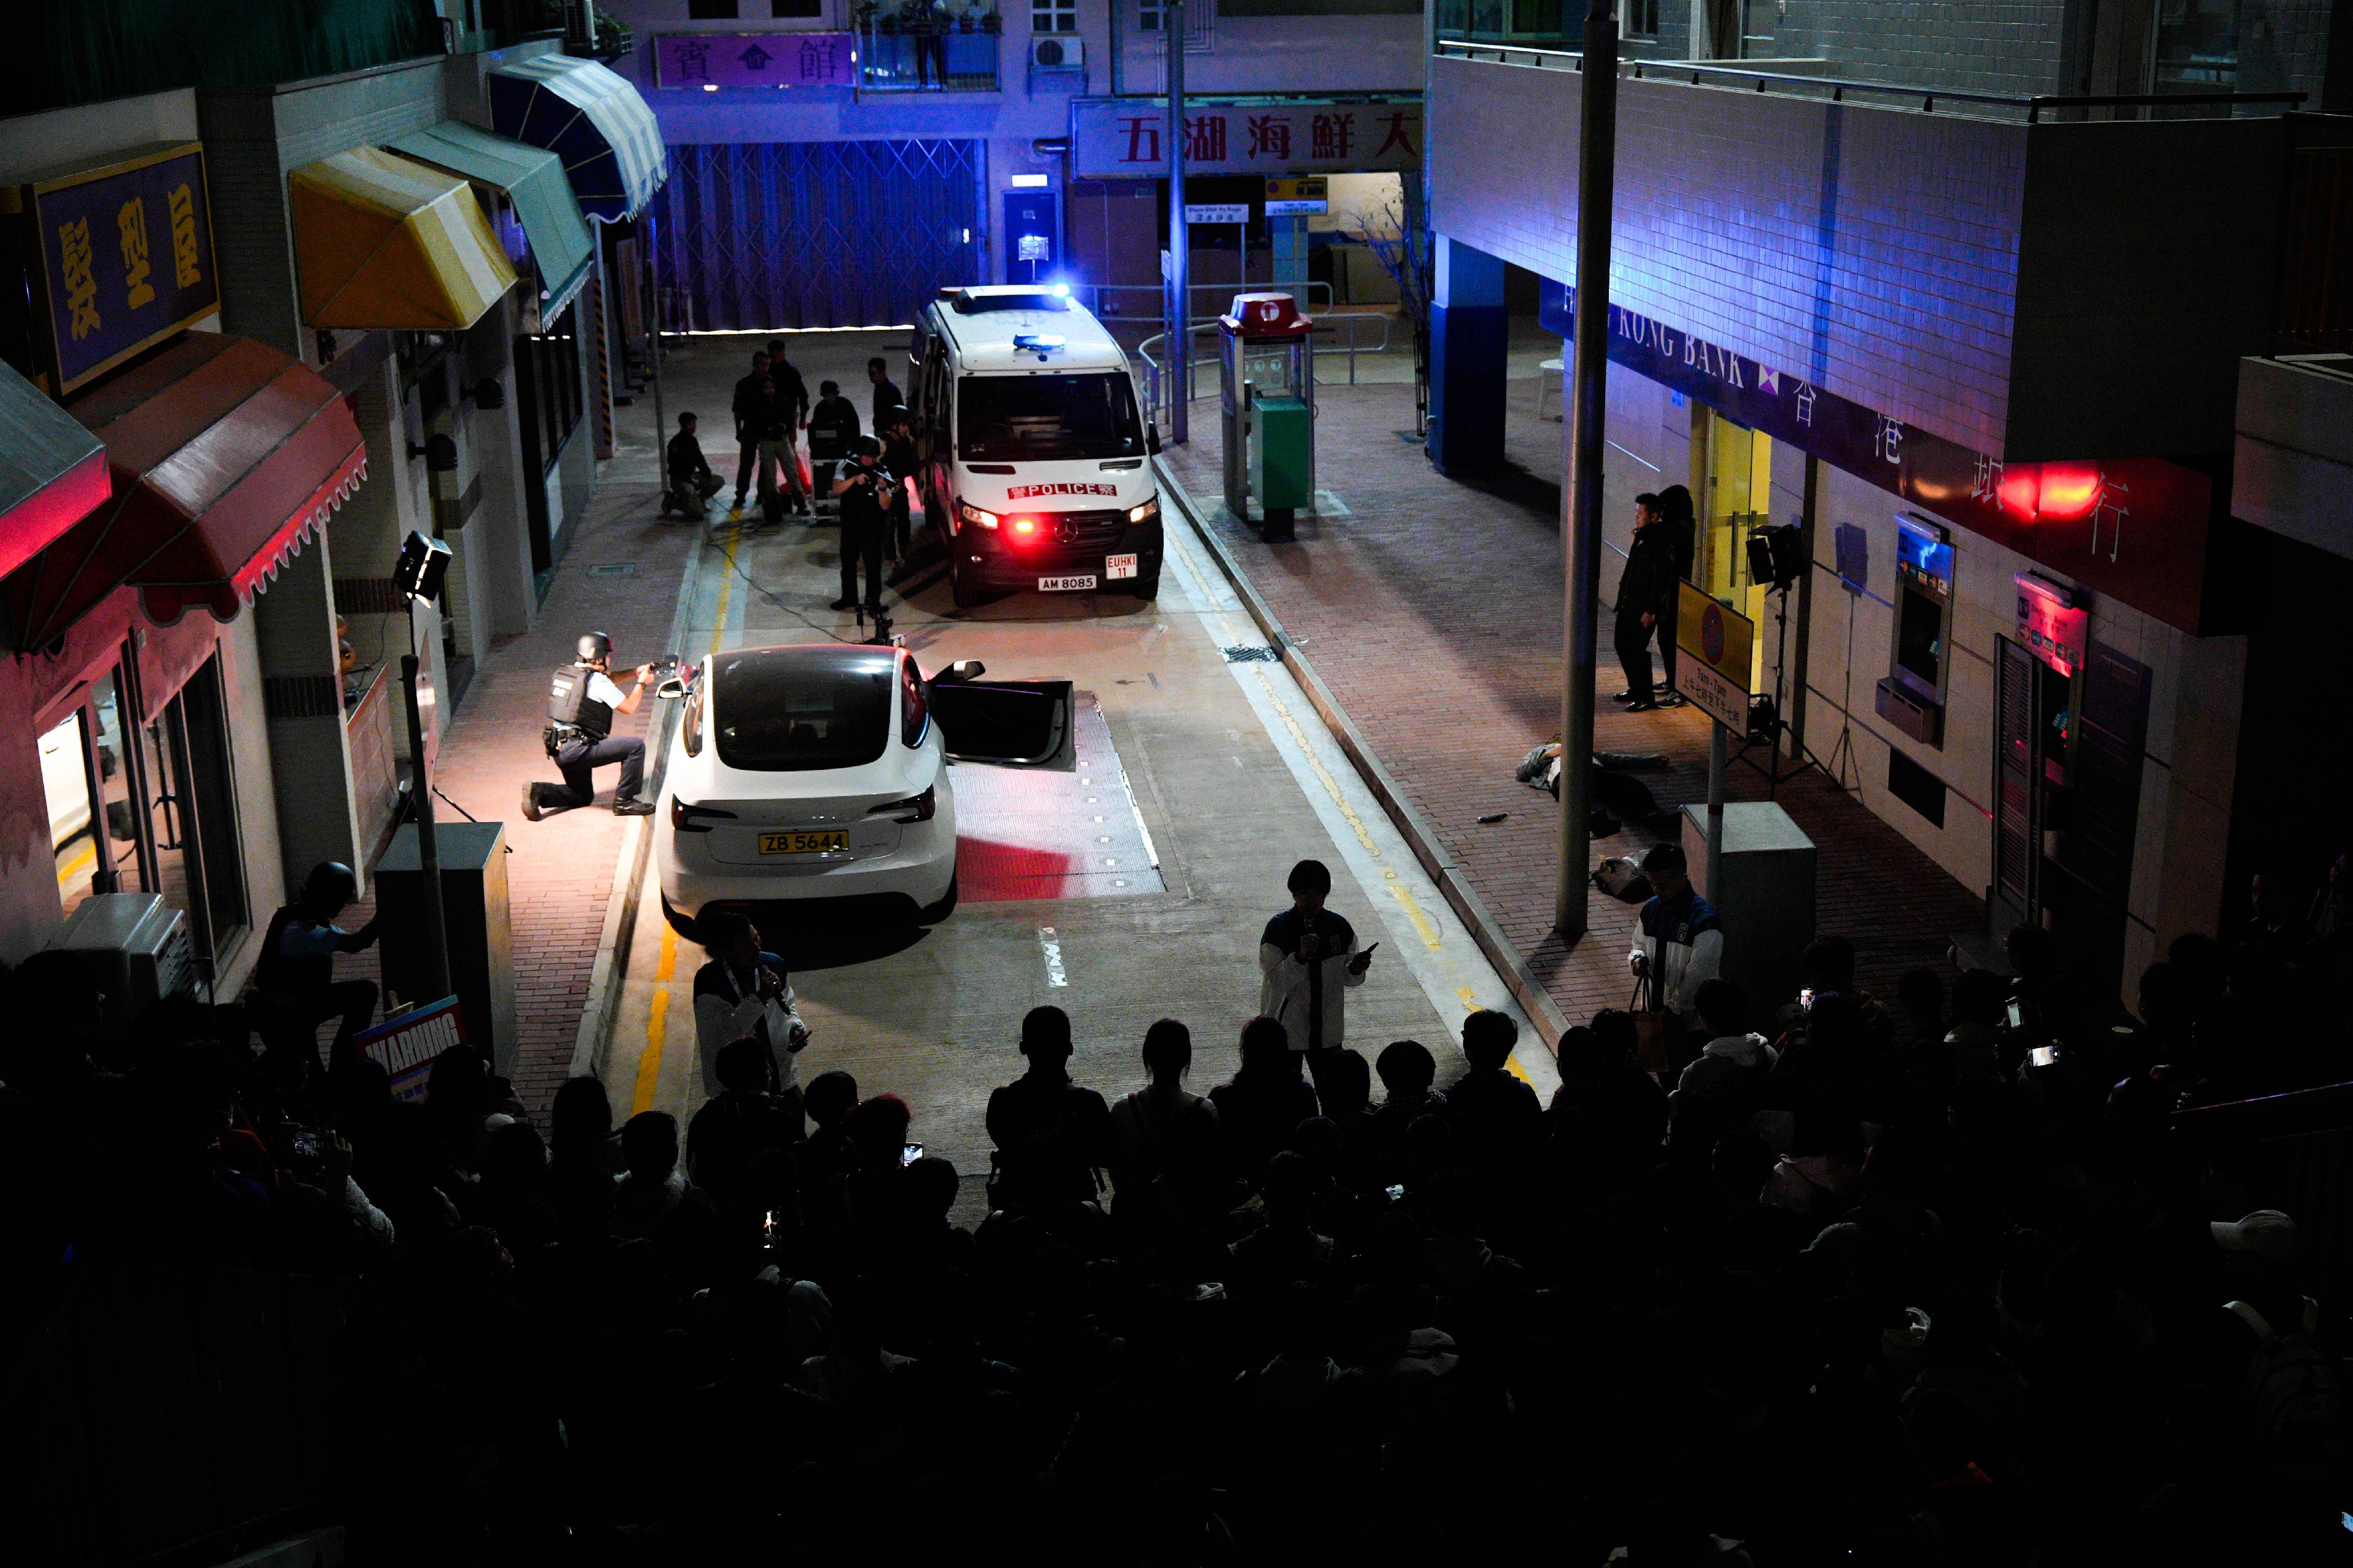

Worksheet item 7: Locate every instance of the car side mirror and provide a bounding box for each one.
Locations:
[1146,426,1163,455]
[936,659,986,684]
[655,678,688,699]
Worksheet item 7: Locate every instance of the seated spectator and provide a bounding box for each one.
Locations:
[1896,966,1946,1055]
[1945,967,2007,1079]
[1759,1103,1865,1224]
[688,1036,804,1215]
[1209,1016,1321,1187]
[1226,1150,1335,1297]
[1548,1015,1668,1183]
[1305,1047,1379,1192]
[612,1110,716,1243]
[985,1006,1114,1209]
[1441,1010,1542,1169]
[477,1120,556,1257]
[1368,1039,1445,1185]
[1671,978,1777,1140]
[1107,1018,1220,1199]
[800,1068,860,1205]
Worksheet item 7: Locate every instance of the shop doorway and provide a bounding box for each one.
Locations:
[44,650,251,982]
[1692,406,1774,690]
[38,669,135,920]
[1992,635,2149,1002]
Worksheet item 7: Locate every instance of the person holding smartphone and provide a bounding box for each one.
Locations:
[692,910,811,1136]
[1258,859,1375,1058]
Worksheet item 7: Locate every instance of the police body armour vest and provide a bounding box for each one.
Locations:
[548,665,612,740]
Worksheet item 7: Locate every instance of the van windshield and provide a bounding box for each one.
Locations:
[959,373,1145,462]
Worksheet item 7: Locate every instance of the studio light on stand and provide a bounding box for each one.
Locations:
[394,529,454,1001]
[1734,522,1806,793]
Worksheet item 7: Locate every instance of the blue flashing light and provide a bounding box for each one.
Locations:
[1051,282,1069,297]
[1012,333,1066,350]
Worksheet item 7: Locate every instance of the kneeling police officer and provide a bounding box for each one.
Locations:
[524,632,658,819]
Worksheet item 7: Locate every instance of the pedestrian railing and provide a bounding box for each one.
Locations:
[1434,39,2307,121]
[1135,311,1397,429]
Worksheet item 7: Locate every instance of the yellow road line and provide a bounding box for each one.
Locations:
[629,523,739,1116]
[54,841,95,889]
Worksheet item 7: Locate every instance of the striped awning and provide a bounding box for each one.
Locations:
[388,121,595,317]
[0,358,110,585]
[289,147,519,331]
[488,54,668,222]
[15,333,366,642]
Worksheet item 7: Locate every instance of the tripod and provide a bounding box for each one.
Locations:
[1731,578,1802,795]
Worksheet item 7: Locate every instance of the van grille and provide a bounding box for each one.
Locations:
[1031,507,1128,551]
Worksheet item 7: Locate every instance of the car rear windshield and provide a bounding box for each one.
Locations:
[959,372,1145,462]
[712,646,896,772]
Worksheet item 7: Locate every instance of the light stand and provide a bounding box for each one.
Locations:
[1731,576,1800,794]
[394,531,454,1003]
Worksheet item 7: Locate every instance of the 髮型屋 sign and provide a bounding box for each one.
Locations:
[3,142,218,396]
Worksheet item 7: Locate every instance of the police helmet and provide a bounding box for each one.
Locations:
[576,631,613,665]
[854,436,882,458]
[303,860,359,912]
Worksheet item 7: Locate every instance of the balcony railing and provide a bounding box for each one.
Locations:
[857,24,1001,92]
[1434,38,2307,122]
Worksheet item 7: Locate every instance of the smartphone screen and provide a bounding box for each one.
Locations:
[2029,1046,2058,1069]
[901,1142,924,1167]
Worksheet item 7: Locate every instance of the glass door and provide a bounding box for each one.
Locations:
[37,668,139,922]
[1698,408,1775,690]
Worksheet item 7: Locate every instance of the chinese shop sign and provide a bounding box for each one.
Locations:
[1071,98,1422,179]
[654,32,856,89]
[3,142,217,396]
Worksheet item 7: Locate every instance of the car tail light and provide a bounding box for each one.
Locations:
[670,798,738,833]
[868,786,936,823]
[958,500,999,531]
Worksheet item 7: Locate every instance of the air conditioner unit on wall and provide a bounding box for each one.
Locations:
[1032,36,1085,69]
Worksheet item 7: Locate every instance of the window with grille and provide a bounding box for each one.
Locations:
[1140,0,1209,35]
[1034,0,1077,32]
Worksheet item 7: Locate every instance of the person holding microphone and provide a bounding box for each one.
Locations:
[1257,858,1376,1060]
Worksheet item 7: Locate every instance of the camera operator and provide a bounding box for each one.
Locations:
[831,436,891,616]
[880,405,918,566]
[524,632,661,819]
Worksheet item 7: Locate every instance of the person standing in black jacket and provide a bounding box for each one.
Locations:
[879,405,918,566]
[1654,483,1697,706]
[867,356,904,431]
[1614,491,1681,712]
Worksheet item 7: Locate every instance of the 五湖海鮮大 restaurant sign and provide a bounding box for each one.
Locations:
[3,142,218,396]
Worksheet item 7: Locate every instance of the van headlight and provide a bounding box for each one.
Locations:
[1127,498,1160,525]
[958,501,999,531]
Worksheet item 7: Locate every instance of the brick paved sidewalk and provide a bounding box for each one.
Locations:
[335,419,697,1117]
[1163,374,1982,1035]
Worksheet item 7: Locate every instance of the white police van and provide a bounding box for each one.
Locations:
[908,286,1163,606]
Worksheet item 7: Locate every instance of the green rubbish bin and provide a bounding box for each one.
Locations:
[1249,392,1313,541]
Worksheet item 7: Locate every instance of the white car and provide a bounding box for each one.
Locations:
[655,643,1067,935]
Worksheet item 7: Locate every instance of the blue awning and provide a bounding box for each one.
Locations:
[487,54,667,222]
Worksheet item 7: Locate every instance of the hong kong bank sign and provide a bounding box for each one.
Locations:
[2,142,218,397]
[1071,98,1422,180]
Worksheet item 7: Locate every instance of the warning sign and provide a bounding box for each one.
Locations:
[351,996,468,1104]
[1672,582,1754,734]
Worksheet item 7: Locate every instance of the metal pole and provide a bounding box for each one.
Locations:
[1553,0,1620,938]
[1707,716,1727,901]
[399,641,452,1003]
[647,215,665,489]
[1166,0,1189,443]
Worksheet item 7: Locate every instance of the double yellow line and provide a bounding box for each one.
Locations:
[631,521,741,1116]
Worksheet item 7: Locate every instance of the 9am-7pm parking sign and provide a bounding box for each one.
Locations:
[1673,581,1755,735]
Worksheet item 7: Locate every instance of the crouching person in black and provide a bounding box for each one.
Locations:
[524,631,658,819]
[251,860,381,1081]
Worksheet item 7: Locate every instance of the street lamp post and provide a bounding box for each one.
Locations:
[1165,0,1189,445]
[1554,0,1619,938]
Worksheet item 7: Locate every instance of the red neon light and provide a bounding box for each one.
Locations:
[1997,468,2041,521]
[1011,517,1038,536]
[2035,463,2103,521]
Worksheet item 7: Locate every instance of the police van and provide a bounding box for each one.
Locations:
[908,286,1163,606]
